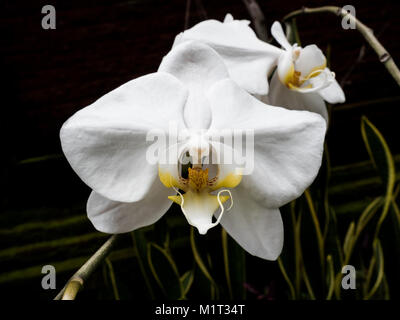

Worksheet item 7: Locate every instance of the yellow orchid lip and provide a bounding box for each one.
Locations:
[158,145,242,235]
[283,61,327,90]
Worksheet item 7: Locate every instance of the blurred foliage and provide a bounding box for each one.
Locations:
[277,116,399,300]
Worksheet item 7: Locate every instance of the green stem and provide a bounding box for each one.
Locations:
[241,0,269,41]
[131,232,155,300]
[221,229,233,299]
[54,235,119,300]
[304,190,325,277]
[105,258,120,300]
[277,258,296,299]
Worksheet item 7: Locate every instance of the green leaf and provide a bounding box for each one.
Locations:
[153,215,170,249]
[343,221,355,257]
[180,270,194,298]
[326,255,335,300]
[131,231,155,299]
[323,209,342,282]
[361,116,396,237]
[356,197,383,235]
[361,116,395,190]
[147,242,182,299]
[365,239,385,299]
[277,257,296,299]
[190,227,219,298]
[221,229,246,299]
[104,258,120,300]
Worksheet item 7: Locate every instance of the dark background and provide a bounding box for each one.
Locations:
[0,0,399,299]
[1,0,399,165]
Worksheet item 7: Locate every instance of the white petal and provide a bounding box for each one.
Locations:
[277,49,295,86]
[60,72,187,203]
[220,184,283,260]
[207,79,326,208]
[174,18,282,95]
[223,13,234,23]
[159,41,229,129]
[295,44,326,76]
[271,21,292,50]
[266,72,328,121]
[87,178,174,234]
[317,75,346,104]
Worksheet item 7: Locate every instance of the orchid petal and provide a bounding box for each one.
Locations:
[223,13,234,23]
[317,74,346,104]
[60,72,187,203]
[174,16,282,95]
[207,79,326,208]
[159,41,229,129]
[295,44,326,76]
[271,21,292,50]
[277,49,295,86]
[220,184,283,260]
[87,178,174,234]
[265,73,328,121]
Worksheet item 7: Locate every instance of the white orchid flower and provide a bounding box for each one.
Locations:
[60,41,326,260]
[263,21,345,121]
[173,13,282,95]
[176,15,345,120]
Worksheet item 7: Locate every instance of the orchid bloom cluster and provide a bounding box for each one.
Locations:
[60,14,344,260]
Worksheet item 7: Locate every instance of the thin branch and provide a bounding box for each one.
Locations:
[184,0,191,30]
[54,235,119,300]
[241,0,268,42]
[340,45,366,88]
[194,0,207,20]
[283,6,400,87]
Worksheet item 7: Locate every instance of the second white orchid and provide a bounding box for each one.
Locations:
[175,14,345,120]
[266,21,345,120]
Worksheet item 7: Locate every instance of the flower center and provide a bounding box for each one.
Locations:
[188,167,209,191]
[288,49,326,90]
[279,45,335,93]
[158,144,242,234]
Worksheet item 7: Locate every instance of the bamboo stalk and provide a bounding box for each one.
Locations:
[283,6,400,86]
[54,235,119,300]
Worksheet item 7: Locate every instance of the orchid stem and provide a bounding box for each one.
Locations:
[283,6,400,87]
[241,0,269,42]
[54,235,119,300]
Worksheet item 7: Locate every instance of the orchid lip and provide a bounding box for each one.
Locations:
[160,140,242,235]
[172,186,233,234]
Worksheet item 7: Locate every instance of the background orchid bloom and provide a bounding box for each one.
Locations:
[173,13,282,95]
[60,40,326,260]
[263,21,345,121]
[175,15,345,121]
